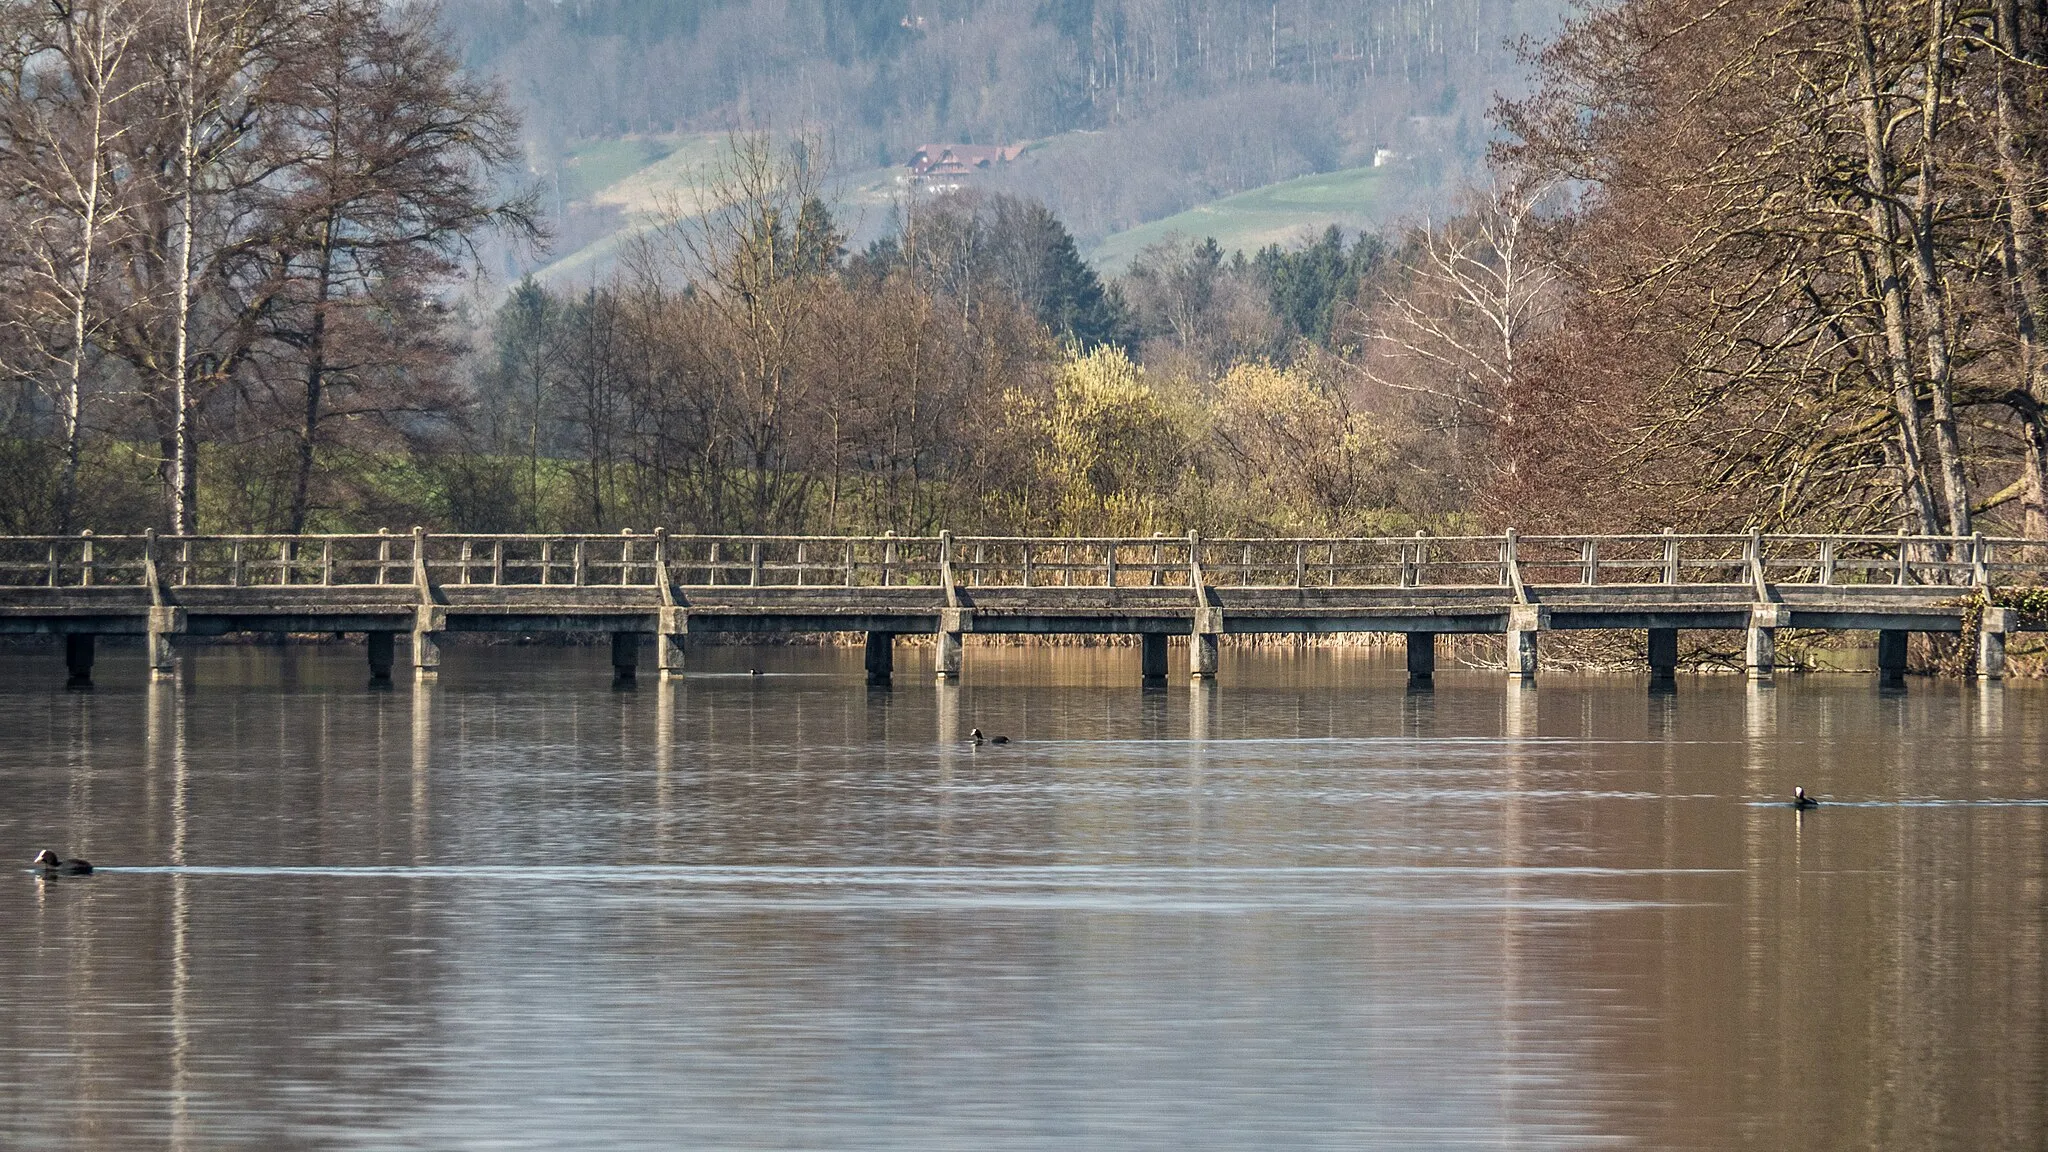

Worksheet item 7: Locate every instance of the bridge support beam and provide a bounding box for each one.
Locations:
[1505,606,1547,680]
[1747,605,1791,682]
[612,631,640,682]
[64,633,94,688]
[1141,632,1169,682]
[1406,632,1435,684]
[935,630,962,679]
[1647,628,1678,690]
[658,608,686,678]
[865,631,895,685]
[148,606,185,680]
[366,631,396,681]
[1191,608,1222,681]
[1877,628,1908,688]
[1979,607,2014,681]
[413,606,445,678]
[935,608,969,680]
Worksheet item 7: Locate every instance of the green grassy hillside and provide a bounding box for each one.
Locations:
[1089,166,1392,272]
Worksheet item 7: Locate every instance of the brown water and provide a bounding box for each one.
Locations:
[2,644,2043,1150]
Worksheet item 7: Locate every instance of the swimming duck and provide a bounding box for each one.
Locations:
[1791,786,1819,810]
[32,849,92,875]
[968,728,1011,747]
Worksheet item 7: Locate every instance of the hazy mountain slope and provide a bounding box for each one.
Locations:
[443,0,1569,279]
[1089,165,1393,271]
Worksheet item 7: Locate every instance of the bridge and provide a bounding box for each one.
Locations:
[0,529,2037,687]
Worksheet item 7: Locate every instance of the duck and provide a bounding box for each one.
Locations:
[32,849,92,875]
[968,728,1011,747]
[1791,786,1819,810]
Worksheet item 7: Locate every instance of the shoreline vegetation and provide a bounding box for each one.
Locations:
[0,2,2042,679]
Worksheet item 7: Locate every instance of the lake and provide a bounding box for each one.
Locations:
[2,643,2042,1149]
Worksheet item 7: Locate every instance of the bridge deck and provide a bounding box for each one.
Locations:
[0,529,2037,683]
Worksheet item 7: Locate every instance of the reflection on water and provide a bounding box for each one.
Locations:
[2,644,2044,1150]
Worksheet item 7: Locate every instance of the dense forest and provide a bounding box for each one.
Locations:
[1,0,2045,579]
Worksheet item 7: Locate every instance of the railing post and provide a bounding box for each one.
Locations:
[231,539,244,587]
[1818,539,1836,586]
[750,540,764,587]
[1022,542,1033,588]
[1662,527,1678,585]
[142,529,162,604]
[377,528,392,586]
[79,530,94,587]
[541,539,554,586]
[573,539,588,586]
[1413,531,1428,588]
[278,539,292,585]
[459,540,474,586]
[1581,539,1598,586]
[1972,531,1989,588]
[1897,530,1910,586]
[412,526,433,594]
[46,540,57,587]
[1107,539,1119,588]
[321,538,333,586]
[492,539,504,586]
[843,539,854,587]
[620,530,633,586]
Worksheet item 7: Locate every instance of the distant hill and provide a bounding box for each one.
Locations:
[443,0,1571,283]
[1089,166,1395,272]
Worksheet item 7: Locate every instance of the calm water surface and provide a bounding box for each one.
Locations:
[2,643,2043,1149]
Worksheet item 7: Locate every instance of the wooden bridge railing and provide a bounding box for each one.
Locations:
[1,530,2043,592]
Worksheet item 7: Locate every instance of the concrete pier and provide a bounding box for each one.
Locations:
[865,631,895,685]
[1142,633,1169,681]
[1877,628,1908,687]
[1647,627,1677,689]
[1979,607,2014,680]
[935,629,962,679]
[64,633,92,687]
[1505,606,1546,679]
[612,630,640,682]
[1746,604,1791,681]
[366,631,396,680]
[1406,632,1435,684]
